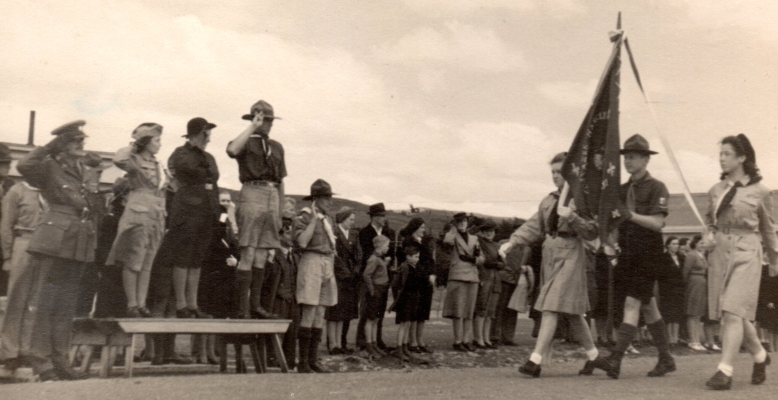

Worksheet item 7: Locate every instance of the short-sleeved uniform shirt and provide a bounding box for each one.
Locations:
[618,171,669,303]
[229,136,287,184]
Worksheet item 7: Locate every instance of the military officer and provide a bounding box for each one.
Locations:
[16,120,98,381]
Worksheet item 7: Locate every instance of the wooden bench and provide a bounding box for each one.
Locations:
[69,318,291,378]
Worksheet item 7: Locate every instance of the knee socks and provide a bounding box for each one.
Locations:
[646,319,671,358]
[611,323,639,360]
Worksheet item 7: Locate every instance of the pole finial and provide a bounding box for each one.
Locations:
[617,12,621,30]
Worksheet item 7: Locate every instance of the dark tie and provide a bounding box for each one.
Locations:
[715,181,743,220]
[547,195,560,235]
[626,183,637,212]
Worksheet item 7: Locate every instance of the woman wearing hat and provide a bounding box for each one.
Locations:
[398,217,436,353]
[105,123,168,318]
[441,212,483,352]
[325,206,361,355]
[703,134,778,390]
[474,219,503,349]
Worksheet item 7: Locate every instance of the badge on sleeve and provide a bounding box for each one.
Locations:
[659,197,667,206]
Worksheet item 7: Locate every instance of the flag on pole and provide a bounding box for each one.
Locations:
[561,30,624,242]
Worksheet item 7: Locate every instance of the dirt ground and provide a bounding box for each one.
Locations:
[1,317,776,399]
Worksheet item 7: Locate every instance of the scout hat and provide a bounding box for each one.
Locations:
[185,117,216,138]
[620,134,658,155]
[0,143,12,164]
[132,123,163,140]
[368,203,387,216]
[303,179,335,201]
[51,120,87,141]
[479,219,497,232]
[242,100,282,121]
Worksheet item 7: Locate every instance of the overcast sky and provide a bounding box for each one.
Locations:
[1,1,777,218]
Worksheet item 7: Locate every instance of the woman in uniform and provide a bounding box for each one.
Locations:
[704,134,778,390]
[683,235,708,351]
[106,123,167,317]
[499,152,610,377]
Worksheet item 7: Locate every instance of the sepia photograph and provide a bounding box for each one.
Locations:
[0,1,776,398]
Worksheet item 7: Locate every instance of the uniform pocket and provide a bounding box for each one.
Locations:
[28,213,72,255]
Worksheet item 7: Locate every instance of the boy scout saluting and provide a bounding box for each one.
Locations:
[227,100,287,319]
[16,120,98,381]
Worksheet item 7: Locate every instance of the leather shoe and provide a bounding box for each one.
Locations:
[138,307,153,318]
[501,340,518,347]
[126,307,142,318]
[38,369,61,382]
[519,360,541,378]
[254,307,280,319]
[176,308,192,318]
[706,370,732,390]
[752,354,771,385]
[647,355,676,377]
[310,360,330,373]
[418,345,434,354]
[165,354,194,365]
[189,308,212,319]
[606,354,622,379]
[56,366,89,380]
[464,342,477,352]
[579,356,613,376]
[453,343,467,352]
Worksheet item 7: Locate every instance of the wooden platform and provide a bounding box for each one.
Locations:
[69,318,291,378]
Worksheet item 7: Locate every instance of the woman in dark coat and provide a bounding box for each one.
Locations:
[657,236,686,346]
[325,207,361,354]
[683,235,708,351]
[398,217,436,353]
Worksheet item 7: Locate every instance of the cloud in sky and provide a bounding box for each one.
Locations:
[1,1,776,221]
[374,21,525,73]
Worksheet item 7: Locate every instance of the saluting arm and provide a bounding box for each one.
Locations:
[226,113,263,157]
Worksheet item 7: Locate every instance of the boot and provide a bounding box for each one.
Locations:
[706,370,732,390]
[392,346,410,362]
[647,354,676,377]
[606,352,622,379]
[297,328,313,373]
[235,270,252,319]
[308,328,330,373]
[250,268,280,319]
[646,320,675,377]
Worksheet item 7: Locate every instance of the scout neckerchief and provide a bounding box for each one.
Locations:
[312,207,337,248]
[714,179,746,222]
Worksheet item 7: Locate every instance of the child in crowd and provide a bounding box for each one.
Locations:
[362,235,391,357]
[390,246,426,361]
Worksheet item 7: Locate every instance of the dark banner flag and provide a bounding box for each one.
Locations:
[561,30,624,243]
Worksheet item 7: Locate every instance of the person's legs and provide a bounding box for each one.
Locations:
[474,316,485,346]
[484,318,494,346]
[463,318,474,345]
[417,321,427,346]
[138,267,152,310]
[519,311,558,377]
[326,321,338,351]
[172,267,188,312]
[340,319,351,349]
[687,317,700,346]
[365,320,375,345]
[408,322,418,347]
[452,318,463,344]
[123,268,139,310]
[185,267,202,311]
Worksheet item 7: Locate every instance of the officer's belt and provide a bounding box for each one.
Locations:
[550,231,577,239]
[49,204,84,216]
[243,180,278,188]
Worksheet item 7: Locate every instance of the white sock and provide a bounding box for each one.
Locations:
[530,352,543,364]
[586,348,599,361]
[717,363,733,377]
[754,348,767,364]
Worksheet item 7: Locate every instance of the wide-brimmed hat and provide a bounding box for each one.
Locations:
[185,117,216,138]
[52,120,87,141]
[620,134,658,155]
[368,203,387,216]
[303,179,335,201]
[242,100,282,121]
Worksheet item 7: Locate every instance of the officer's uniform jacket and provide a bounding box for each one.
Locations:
[16,146,97,262]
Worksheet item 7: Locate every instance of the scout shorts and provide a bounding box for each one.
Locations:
[237,185,281,252]
[296,252,337,306]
